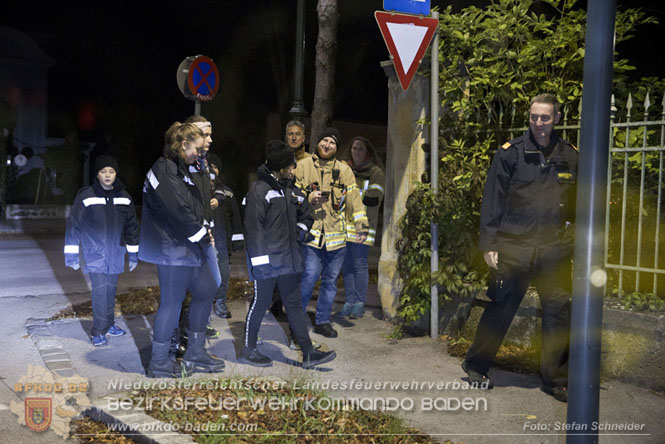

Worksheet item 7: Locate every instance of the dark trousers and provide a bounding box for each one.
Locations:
[215,248,231,301]
[153,264,216,343]
[89,273,120,336]
[466,256,571,388]
[244,274,313,352]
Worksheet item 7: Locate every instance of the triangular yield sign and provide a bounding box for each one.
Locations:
[375,11,438,91]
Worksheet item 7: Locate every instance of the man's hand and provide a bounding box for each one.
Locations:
[483,251,499,270]
[310,190,328,208]
[210,197,219,210]
[356,232,368,244]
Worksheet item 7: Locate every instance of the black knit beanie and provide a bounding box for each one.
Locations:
[317,127,341,146]
[95,155,119,175]
[266,140,296,171]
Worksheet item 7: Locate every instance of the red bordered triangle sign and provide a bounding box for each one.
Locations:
[375,11,438,91]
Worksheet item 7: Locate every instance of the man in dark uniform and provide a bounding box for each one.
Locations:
[462,94,578,403]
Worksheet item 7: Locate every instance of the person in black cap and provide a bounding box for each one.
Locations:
[240,140,336,368]
[295,128,368,339]
[65,154,140,347]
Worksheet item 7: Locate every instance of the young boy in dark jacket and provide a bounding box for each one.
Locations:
[241,140,336,369]
[64,155,140,346]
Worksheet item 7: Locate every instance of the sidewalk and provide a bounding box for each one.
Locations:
[1,222,664,443]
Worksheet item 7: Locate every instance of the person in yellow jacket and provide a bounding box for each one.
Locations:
[338,136,385,319]
[296,127,369,338]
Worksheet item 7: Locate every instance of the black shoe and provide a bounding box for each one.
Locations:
[542,385,568,403]
[147,358,191,378]
[238,347,273,367]
[461,361,494,389]
[313,323,338,338]
[183,331,225,373]
[213,299,231,319]
[302,349,336,369]
[205,325,219,339]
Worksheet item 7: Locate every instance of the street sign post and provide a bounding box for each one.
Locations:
[383,0,430,16]
[375,11,438,91]
[177,55,220,115]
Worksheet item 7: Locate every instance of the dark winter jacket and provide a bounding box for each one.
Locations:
[138,154,209,266]
[64,178,139,274]
[243,164,313,280]
[479,129,578,270]
[211,175,244,254]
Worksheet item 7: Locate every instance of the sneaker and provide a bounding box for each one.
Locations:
[238,347,273,367]
[289,338,321,350]
[106,325,126,337]
[335,302,353,318]
[91,334,108,347]
[213,299,231,319]
[313,323,338,338]
[461,361,494,389]
[205,325,219,339]
[542,385,568,403]
[302,349,336,369]
[349,303,365,319]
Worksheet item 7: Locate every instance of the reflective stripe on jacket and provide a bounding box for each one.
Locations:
[295,154,368,251]
[345,161,384,246]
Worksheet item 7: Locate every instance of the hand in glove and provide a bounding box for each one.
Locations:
[65,254,80,271]
[129,253,138,272]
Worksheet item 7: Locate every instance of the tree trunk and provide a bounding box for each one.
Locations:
[310,0,338,151]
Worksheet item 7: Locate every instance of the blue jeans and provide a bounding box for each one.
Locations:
[342,242,370,304]
[301,245,346,325]
[89,273,120,336]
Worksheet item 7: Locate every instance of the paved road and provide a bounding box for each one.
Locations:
[0,237,159,298]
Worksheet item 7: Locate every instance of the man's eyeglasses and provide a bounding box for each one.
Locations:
[530,114,553,123]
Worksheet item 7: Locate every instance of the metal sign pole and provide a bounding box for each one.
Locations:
[567,0,616,441]
[194,100,201,116]
[430,10,440,339]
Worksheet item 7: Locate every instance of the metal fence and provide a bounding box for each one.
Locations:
[496,92,665,298]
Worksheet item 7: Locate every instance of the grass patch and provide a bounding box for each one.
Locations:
[443,335,540,375]
[49,278,255,320]
[130,376,445,444]
[70,417,138,443]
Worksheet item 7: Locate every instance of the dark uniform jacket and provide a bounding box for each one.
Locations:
[64,178,139,274]
[479,130,578,271]
[189,156,213,226]
[243,164,313,280]
[212,176,244,253]
[139,154,208,266]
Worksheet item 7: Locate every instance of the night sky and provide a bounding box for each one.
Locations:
[2,0,664,196]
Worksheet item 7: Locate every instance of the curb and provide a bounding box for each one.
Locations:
[83,396,193,444]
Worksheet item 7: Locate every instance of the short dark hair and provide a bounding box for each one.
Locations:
[530,93,560,116]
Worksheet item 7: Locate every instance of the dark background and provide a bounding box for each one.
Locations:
[2,0,664,197]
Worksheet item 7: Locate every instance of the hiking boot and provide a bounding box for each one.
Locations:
[205,325,219,339]
[213,299,231,319]
[335,302,353,318]
[461,361,494,389]
[542,385,568,403]
[106,325,126,337]
[313,323,338,338]
[302,348,336,369]
[148,341,191,378]
[349,302,365,319]
[183,331,225,373]
[91,334,107,347]
[238,346,273,367]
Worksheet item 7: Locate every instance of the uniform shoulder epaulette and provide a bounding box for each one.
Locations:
[501,142,512,150]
